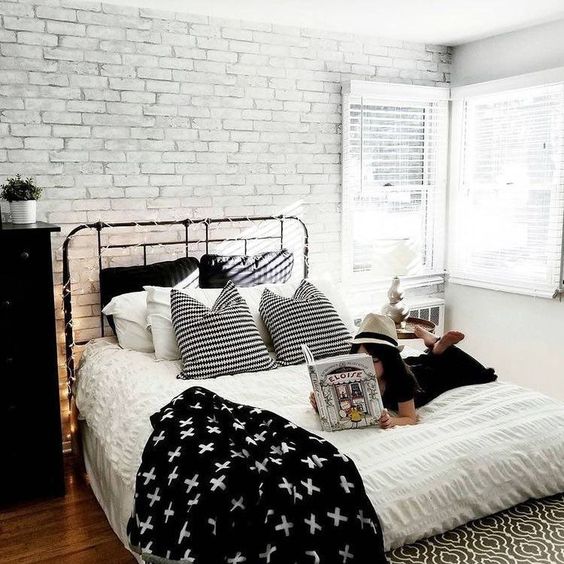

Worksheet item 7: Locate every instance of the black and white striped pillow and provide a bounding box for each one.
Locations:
[259,280,352,365]
[171,282,276,380]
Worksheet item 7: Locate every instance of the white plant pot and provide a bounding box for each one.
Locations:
[10,200,37,224]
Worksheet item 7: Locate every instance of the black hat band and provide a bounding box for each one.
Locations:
[354,331,398,347]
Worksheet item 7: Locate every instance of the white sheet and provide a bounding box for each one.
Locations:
[75,337,564,550]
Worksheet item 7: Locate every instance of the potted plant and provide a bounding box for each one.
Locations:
[1,174,42,224]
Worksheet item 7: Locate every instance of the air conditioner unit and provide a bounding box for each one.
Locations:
[408,298,445,335]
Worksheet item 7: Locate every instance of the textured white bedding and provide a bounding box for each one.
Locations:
[75,338,564,550]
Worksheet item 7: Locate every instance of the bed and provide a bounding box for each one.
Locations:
[63,216,564,560]
[76,337,564,554]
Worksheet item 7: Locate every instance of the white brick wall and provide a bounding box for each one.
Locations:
[0,0,450,437]
[1,0,450,246]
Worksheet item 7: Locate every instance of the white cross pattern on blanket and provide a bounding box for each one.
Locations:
[167,447,181,463]
[141,467,156,485]
[254,458,268,473]
[152,431,165,446]
[230,496,246,512]
[227,552,246,564]
[210,475,227,492]
[339,544,354,562]
[207,517,217,536]
[180,428,195,440]
[167,466,179,486]
[259,544,277,562]
[178,521,190,544]
[184,474,199,494]
[339,475,355,493]
[356,509,372,530]
[215,461,230,472]
[300,456,316,469]
[301,478,320,496]
[164,502,174,524]
[304,513,322,535]
[139,516,154,535]
[274,515,294,537]
[147,487,161,507]
[198,442,214,454]
[278,477,293,495]
[327,507,348,527]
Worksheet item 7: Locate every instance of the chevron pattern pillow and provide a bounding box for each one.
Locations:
[259,280,352,365]
[171,282,276,380]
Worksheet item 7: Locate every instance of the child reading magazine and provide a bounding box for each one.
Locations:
[309,314,497,430]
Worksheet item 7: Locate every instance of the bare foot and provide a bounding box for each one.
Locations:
[413,325,439,348]
[432,331,465,355]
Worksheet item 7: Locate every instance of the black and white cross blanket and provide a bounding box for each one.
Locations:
[127,387,388,564]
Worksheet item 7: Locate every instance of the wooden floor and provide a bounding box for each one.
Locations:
[0,456,135,564]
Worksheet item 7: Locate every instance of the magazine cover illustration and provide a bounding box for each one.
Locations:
[302,345,384,432]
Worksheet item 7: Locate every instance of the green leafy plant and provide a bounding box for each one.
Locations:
[1,174,42,202]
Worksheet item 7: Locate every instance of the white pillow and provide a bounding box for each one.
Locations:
[145,286,219,361]
[305,278,356,336]
[145,279,356,361]
[101,291,154,353]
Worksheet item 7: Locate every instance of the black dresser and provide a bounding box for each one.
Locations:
[0,222,65,504]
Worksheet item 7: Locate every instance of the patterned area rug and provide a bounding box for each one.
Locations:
[388,493,564,564]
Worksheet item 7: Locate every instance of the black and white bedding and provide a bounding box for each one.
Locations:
[75,338,564,554]
[127,387,387,563]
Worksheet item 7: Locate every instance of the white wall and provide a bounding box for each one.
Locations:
[445,285,564,400]
[447,21,564,400]
[0,0,451,439]
[452,18,564,86]
[0,0,451,340]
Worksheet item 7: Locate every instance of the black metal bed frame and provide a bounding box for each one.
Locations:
[62,215,309,398]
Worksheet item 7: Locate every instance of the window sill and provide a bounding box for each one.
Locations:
[447,276,559,300]
[347,272,445,292]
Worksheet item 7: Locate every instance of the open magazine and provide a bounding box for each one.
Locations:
[302,345,384,432]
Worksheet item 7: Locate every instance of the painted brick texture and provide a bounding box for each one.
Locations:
[0,0,450,442]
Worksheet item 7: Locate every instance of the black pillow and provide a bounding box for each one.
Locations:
[100,257,199,329]
[199,249,293,288]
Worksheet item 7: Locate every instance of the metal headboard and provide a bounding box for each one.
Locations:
[62,215,309,398]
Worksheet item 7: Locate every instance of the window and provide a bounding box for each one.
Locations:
[342,82,449,287]
[450,81,564,297]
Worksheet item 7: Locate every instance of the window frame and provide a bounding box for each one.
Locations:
[341,81,450,290]
[448,67,564,299]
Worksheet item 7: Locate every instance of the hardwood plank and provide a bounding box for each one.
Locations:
[0,456,135,564]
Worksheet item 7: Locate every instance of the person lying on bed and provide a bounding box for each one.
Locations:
[310,313,497,429]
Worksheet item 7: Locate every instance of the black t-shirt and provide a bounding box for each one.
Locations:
[381,366,417,411]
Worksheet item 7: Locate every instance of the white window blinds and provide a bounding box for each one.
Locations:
[450,82,564,297]
[342,82,449,284]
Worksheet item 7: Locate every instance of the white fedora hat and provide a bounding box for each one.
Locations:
[350,313,403,350]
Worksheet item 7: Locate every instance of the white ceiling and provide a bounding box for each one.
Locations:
[96,0,564,46]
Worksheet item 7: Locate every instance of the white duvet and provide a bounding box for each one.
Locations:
[75,338,564,551]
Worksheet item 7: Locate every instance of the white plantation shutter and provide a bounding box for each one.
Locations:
[342,82,449,285]
[450,82,564,297]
